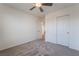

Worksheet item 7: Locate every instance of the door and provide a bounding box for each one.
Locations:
[56,15,70,46]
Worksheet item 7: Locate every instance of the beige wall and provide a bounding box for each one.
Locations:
[0,4,40,50]
[45,5,79,51]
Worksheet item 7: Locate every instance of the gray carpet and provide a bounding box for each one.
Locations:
[0,39,79,56]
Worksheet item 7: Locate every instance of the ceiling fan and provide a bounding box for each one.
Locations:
[29,3,53,12]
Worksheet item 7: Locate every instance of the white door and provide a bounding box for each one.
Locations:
[56,15,70,46]
[36,21,41,39]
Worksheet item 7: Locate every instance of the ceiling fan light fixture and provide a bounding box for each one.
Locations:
[35,3,42,7]
[30,3,53,12]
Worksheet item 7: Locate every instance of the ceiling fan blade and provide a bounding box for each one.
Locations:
[42,3,53,6]
[30,6,35,10]
[39,7,43,12]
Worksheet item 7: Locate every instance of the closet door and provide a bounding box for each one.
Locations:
[56,15,70,46]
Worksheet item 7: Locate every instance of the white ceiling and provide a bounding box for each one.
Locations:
[4,3,76,18]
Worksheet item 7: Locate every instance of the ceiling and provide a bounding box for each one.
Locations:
[4,3,76,18]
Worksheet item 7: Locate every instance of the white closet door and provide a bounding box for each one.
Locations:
[56,15,70,46]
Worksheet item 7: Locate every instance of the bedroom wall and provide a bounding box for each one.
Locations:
[0,4,40,50]
[45,4,79,51]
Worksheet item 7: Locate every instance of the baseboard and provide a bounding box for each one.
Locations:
[0,39,38,51]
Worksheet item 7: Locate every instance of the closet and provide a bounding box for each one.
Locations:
[56,15,70,47]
